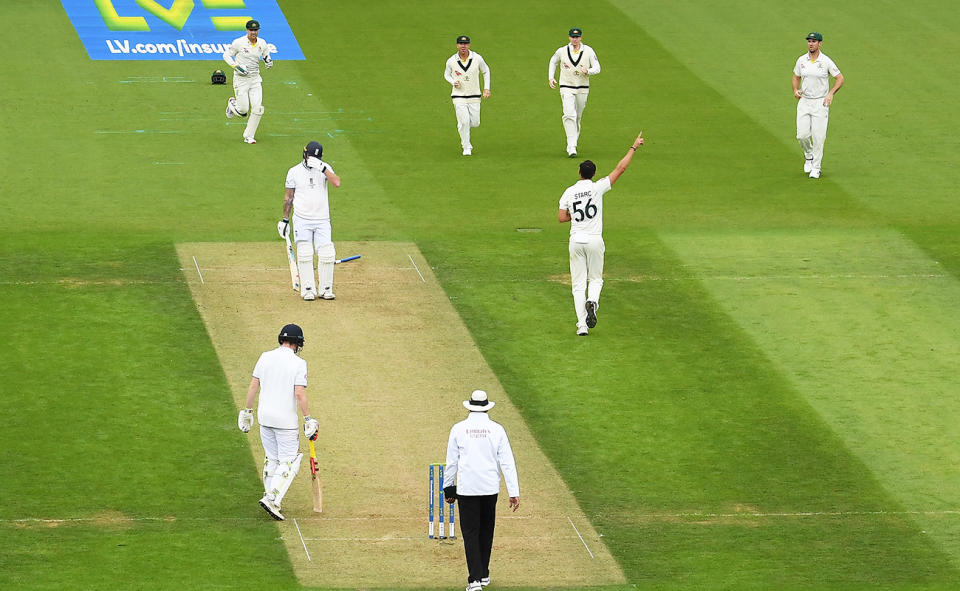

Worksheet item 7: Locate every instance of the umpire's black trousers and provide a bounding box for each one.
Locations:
[457,494,498,584]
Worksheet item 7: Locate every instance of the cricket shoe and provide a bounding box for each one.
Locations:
[303,288,316,301]
[321,291,336,300]
[225,97,238,119]
[466,582,483,591]
[462,148,472,156]
[577,326,588,336]
[480,577,491,586]
[567,150,578,158]
[585,300,598,328]
[243,136,257,144]
[803,158,813,173]
[259,495,284,521]
[809,169,821,179]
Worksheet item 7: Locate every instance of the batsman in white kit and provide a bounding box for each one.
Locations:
[278,141,342,301]
[558,133,644,336]
[548,28,601,158]
[792,31,844,179]
[443,35,492,156]
[222,19,273,144]
[237,324,319,521]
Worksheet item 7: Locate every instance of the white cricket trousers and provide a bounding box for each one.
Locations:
[569,235,604,330]
[796,97,830,171]
[560,89,589,152]
[454,102,481,149]
[233,75,263,116]
[293,215,334,296]
[259,425,300,502]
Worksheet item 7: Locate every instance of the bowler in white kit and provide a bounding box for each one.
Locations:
[443,35,492,156]
[237,324,319,521]
[223,19,273,144]
[792,31,844,178]
[279,141,342,301]
[558,133,644,336]
[548,28,601,157]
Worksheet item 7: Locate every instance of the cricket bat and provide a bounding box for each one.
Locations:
[284,234,300,292]
[308,438,322,513]
[334,254,361,264]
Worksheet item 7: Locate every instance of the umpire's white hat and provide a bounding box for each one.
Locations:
[463,389,495,412]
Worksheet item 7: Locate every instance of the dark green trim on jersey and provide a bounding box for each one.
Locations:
[567,46,583,67]
[458,58,473,72]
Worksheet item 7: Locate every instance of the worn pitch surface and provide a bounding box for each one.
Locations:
[177,241,625,588]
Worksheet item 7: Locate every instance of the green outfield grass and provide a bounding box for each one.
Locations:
[2,1,958,589]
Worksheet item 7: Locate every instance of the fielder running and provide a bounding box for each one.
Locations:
[558,133,644,336]
[278,141,342,301]
[443,35,492,156]
[792,31,844,179]
[548,28,601,158]
[223,19,273,144]
[237,324,319,521]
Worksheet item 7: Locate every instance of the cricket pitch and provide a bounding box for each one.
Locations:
[178,241,625,588]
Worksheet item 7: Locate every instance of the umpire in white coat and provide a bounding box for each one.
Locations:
[443,390,520,591]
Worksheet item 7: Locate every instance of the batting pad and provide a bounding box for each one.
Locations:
[177,241,625,589]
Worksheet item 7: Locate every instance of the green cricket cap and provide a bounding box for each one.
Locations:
[456,35,470,44]
[569,27,582,37]
[805,31,822,41]
[246,19,260,30]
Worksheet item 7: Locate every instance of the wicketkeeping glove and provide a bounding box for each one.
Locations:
[234,65,248,76]
[277,218,290,239]
[303,416,319,441]
[238,409,253,433]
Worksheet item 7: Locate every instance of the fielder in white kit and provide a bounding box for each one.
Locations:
[223,19,273,144]
[548,28,601,158]
[237,324,319,521]
[792,31,844,179]
[444,35,492,156]
[279,141,342,301]
[559,133,644,336]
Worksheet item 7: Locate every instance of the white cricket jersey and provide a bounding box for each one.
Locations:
[286,160,336,221]
[444,51,491,105]
[252,346,308,430]
[793,52,841,99]
[559,176,612,236]
[444,412,519,496]
[549,43,601,90]
[223,36,271,80]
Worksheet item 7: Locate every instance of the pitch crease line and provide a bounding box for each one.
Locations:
[408,254,426,283]
[293,518,311,562]
[192,256,205,284]
[567,516,595,559]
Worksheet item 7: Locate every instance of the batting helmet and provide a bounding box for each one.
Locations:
[211,69,226,85]
[278,324,305,348]
[303,141,323,161]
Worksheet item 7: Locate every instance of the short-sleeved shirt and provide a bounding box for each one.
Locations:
[444,51,491,105]
[559,176,612,236]
[286,161,336,221]
[444,412,520,497]
[793,52,841,99]
[252,346,308,429]
[223,36,271,80]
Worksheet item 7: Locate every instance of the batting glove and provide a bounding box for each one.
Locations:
[277,218,290,239]
[303,416,319,441]
[234,65,248,76]
[264,56,273,69]
[238,409,253,433]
